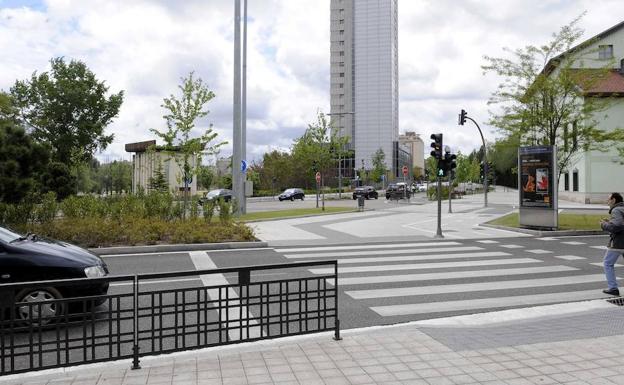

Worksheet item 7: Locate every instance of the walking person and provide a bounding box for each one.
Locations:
[601,192,624,296]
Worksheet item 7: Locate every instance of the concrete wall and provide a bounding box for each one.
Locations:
[132,151,197,195]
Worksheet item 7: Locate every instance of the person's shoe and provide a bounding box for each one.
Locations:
[602,288,620,296]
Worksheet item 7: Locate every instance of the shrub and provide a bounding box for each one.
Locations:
[217,199,232,224]
[202,200,216,223]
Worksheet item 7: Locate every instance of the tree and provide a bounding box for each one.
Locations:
[454,152,480,183]
[148,161,169,192]
[0,115,51,203]
[10,57,124,167]
[292,111,349,191]
[150,72,226,217]
[257,150,297,190]
[370,148,387,184]
[482,16,624,182]
[196,165,215,191]
[110,160,132,194]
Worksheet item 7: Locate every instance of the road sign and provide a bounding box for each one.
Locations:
[315,172,321,183]
[241,160,248,173]
[402,165,408,176]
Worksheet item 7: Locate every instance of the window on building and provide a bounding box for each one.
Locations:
[339,62,344,67]
[572,170,579,192]
[339,41,344,46]
[339,73,344,77]
[338,83,344,88]
[339,51,344,56]
[339,30,344,35]
[572,121,578,150]
[564,172,569,191]
[339,19,344,24]
[598,45,614,60]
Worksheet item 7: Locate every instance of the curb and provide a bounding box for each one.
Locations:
[243,208,370,223]
[89,241,269,256]
[480,222,607,237]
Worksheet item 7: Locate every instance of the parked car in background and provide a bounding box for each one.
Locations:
[413,183,427,192]
[200,189,233,204]
[353,186,379,200]
[0,225,109,322]
[278,188,305,201]
[386,182,411,200]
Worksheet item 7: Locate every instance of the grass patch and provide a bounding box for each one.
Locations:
[488,213,605,231]
[239,207,355,221]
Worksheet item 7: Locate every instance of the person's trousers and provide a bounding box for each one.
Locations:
[603,249,623,289]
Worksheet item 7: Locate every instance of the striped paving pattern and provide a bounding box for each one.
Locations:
[275,239,607,318]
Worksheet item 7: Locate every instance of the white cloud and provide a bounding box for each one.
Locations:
[0,0,622,163]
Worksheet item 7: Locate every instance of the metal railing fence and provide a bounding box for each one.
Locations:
[0,260,339,375]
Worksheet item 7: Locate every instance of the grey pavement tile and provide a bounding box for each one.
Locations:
[533,365,561,375]
[406,361,432,371]
[368,372,397,383]
[500,361,525,370]
[504,379,534,385]
[316,369,342,379]
[244,366,269,376]
[479,363,507,372]
[513,367,541,377]
[548,372,578,383]
[377,356,401,365]
[467,371,498,382]
[121,376,148,385]
[422,376,454,385]
[446,374,477,385]
[269,372,296,382]
[343,374,374,385]
[241,360,265,369]
[266,365,292,374]
[97,378,125,385]
[198,369,222,379]
[220,368,245,378]
[294,370,322,381]
[384,362,409,372]
[392,370,420,381]
[320,376,350,385]
[245,374,272,385]
[574,360,601,370]
[524,375,558,384]
[338,366,366,376]
[311,361,336,370]
[397,380,429,385]
[290,363,316,372]
[492,370,521,380]
[196,380,222,385]
[362,365,388,375]
[221,376,248,385]
[415,368,442,378]
[427,359,453,369]
[608,376,624,385]
[436,366,463,377]
[333,360,359,369]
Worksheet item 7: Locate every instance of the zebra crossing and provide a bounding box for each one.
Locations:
[274,238,609,319]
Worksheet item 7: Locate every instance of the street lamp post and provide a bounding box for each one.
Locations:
[327,111,354,199]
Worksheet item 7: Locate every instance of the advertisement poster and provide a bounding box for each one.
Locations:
[519,146,554,208]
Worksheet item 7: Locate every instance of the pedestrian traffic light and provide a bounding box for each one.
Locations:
[458,109,467,125]
[430,133,443,159]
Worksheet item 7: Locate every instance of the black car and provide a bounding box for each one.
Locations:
[353,186,379,200]
[385,183,411,200]
[0,226,109,322]
[200,189,233,203]
[278,188,305,201]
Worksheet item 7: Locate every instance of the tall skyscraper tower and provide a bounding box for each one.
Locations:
[330,0,398,172]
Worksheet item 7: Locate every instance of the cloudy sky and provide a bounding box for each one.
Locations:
[0,0,621,164]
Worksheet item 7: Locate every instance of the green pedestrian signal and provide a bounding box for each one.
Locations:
[438,168,444,177]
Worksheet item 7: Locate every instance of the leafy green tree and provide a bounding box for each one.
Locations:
[110,160,132,194]
[196,165,215,190]
[10,57,124,167]
[0,119,51,203]
[370,148,387,184]
[257,150,297,190]
[40,162,76,200]
[454,152,480,183]
[291,111,349,191]
[425,156,438,183]
[482,16,624,181]
[150,72,226,217]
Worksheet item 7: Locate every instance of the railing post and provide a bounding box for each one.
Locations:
[132,275,141,370]
[333,261,341,341]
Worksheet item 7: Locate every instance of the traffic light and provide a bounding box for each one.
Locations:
[447,153,457,176]
[458,109,467,125]
[479,162,484,179]
[430,133,443,159]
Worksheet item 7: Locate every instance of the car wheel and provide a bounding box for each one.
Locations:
[15,287,64,325]
[301,196,304,201]
[375,194,378,199]
[290,196,294,201]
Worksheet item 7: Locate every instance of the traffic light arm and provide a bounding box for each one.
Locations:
[462,114,488,207]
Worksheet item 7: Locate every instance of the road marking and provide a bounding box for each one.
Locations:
[283,246,482,259]
[537,237,558,241]
[309,258,541,275]
[110,277,201,287]
[526,249,552,254]
[591,246,608,250]
[477,240,499,244]
[275,241,462,253]
[554,255,586,261]
[327,251,511,264]
[561,241,586,245]
[103,251,191,258]
[337,265,578,285]
[346,274,608,299]
[370,290,602,316]
[591,263,624,267]
[189,251,260,340]
[500,244,524,249]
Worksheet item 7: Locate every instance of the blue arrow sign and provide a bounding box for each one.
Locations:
[241,160,248,173]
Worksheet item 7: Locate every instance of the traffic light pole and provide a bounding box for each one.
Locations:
[448,172,453,214]
[436,173,443,238]
[465,116,488,208]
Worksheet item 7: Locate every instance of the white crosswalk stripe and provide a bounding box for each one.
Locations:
[345,274,607,299]
[283,246,482,259]
[273,239,608,319]
[309,258,541,275]
[561,241,586,245]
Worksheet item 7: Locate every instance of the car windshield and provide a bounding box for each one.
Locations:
[283,189,295,194]
[207,190,221,197]
[0,226,22,243]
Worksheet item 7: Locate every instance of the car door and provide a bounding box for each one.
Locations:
[0,242,30,283]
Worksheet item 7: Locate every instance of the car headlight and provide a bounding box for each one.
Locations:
[84,265,107,278]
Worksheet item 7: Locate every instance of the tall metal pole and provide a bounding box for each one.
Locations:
[232,0,242,216]
[436,173,443,238]
[448,172,453,213]
[241,0,247,214]
[466,116,487,208]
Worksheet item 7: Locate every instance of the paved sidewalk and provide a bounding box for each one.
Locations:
[4,299,623,385]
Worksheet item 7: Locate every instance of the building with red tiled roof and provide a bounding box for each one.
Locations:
[546,21,624,203]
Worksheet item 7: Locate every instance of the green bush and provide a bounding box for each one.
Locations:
[202,200,216,223]
[217,199,232,224]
